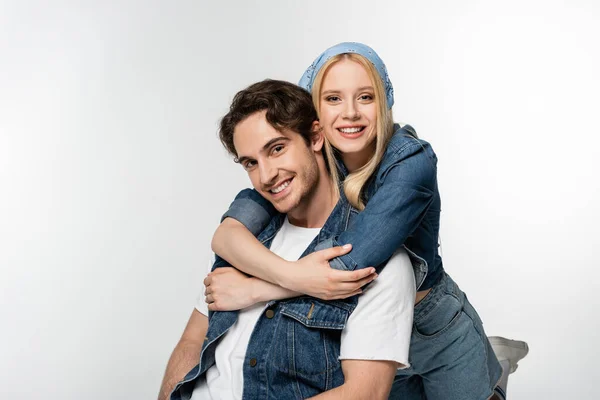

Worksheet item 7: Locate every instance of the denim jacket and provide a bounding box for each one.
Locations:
[220,124,442,291]
[170,190,421,399]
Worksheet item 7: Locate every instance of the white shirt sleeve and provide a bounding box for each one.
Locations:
[339,249,416,369]
[195,254,215,317]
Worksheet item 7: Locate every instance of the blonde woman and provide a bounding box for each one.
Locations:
[207,43,527,399]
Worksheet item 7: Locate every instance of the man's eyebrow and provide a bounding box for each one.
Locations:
[236,155,252,165]
[261,136,290,151]
[236,136,291,164]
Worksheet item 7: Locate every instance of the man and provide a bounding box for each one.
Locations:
[158,79,416,400]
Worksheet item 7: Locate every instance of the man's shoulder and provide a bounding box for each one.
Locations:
[256,213,287,242]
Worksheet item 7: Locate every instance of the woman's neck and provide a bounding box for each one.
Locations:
[341,142,376,173]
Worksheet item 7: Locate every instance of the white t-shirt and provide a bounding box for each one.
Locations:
[191,217,415,400]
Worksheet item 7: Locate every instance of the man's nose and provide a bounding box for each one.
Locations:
[259,162,278,186]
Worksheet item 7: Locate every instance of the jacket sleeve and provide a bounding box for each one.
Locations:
[221,188,278,235]
[328,140,437,271]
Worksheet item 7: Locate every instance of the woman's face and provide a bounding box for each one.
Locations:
[318,58,378,171]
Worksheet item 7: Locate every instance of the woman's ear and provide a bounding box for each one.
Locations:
[311,120,324,152]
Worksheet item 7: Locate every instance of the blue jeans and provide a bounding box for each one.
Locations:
[389,273,502,400]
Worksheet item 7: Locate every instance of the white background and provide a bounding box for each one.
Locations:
[1,1,599,399]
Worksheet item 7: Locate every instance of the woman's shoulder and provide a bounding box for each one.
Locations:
[384,123,436,161]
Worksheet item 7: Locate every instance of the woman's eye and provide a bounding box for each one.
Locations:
[326,96,340,102]
[359,94,374,101]
[272,145,284,154]
[244,161,256,169]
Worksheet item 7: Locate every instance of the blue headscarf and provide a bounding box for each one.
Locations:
[298,42,394,109]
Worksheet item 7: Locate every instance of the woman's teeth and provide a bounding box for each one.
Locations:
[271,180,290,194]
[339,127,364,133]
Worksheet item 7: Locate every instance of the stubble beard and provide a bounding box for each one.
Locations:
[277,154,320,216]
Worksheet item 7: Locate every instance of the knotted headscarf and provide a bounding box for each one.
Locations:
[298,42,394,109]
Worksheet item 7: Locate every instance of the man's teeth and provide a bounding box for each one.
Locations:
[271,180,290,194]
[339,127,363,133]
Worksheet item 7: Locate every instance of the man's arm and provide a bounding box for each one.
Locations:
[307,359,398,400]
[309,250,415,399]
[157,309,208,400]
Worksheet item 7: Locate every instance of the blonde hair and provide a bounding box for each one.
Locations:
[311,53,395,210]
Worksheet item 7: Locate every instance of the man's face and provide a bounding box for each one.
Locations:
[233,110,321,214]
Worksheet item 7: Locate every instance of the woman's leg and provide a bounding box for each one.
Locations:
[489,336,529,399]
[400,272,503,400]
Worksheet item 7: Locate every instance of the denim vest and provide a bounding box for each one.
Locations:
[170,192,362,400]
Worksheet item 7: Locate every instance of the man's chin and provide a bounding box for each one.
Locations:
[270,196,299,215]
[272,203,294,214]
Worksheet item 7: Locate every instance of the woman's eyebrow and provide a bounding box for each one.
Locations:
[321,86,374,96]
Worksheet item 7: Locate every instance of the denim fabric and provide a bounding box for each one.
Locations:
[170,193,360,399]
[388,272,502,400]
[222,124,443,291]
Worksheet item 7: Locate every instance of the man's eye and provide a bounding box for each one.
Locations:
[244,161,256,169]
[273,145,284,154]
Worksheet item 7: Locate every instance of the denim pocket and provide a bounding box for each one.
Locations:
[272,300,348,382]
[413,292,463,339]
[279,299,351,329]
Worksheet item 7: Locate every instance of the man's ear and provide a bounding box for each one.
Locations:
[311,120,324,152]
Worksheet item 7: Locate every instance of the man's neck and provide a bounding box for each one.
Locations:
[287,171,338,229]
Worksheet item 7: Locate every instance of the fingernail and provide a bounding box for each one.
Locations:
[343,244,352,249]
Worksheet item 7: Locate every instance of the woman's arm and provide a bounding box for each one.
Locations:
[203,267,299,311]
[212,135,434,301]
[211,217,292,286]
[217,131,437,279]
[327,137,438,272]
[212,190,377,299]
[203,267,373,311]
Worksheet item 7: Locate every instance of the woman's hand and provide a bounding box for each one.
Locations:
[204,267,258,311]
[280,245,378,300]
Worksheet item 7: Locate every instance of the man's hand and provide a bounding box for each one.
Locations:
[279,245,378,300]
[204,267,259,311]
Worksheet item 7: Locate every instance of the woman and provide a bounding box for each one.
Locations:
[207,43,525,399]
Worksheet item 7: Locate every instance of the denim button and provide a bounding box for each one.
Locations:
[265,309,275,319]
[249,358,257,367]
